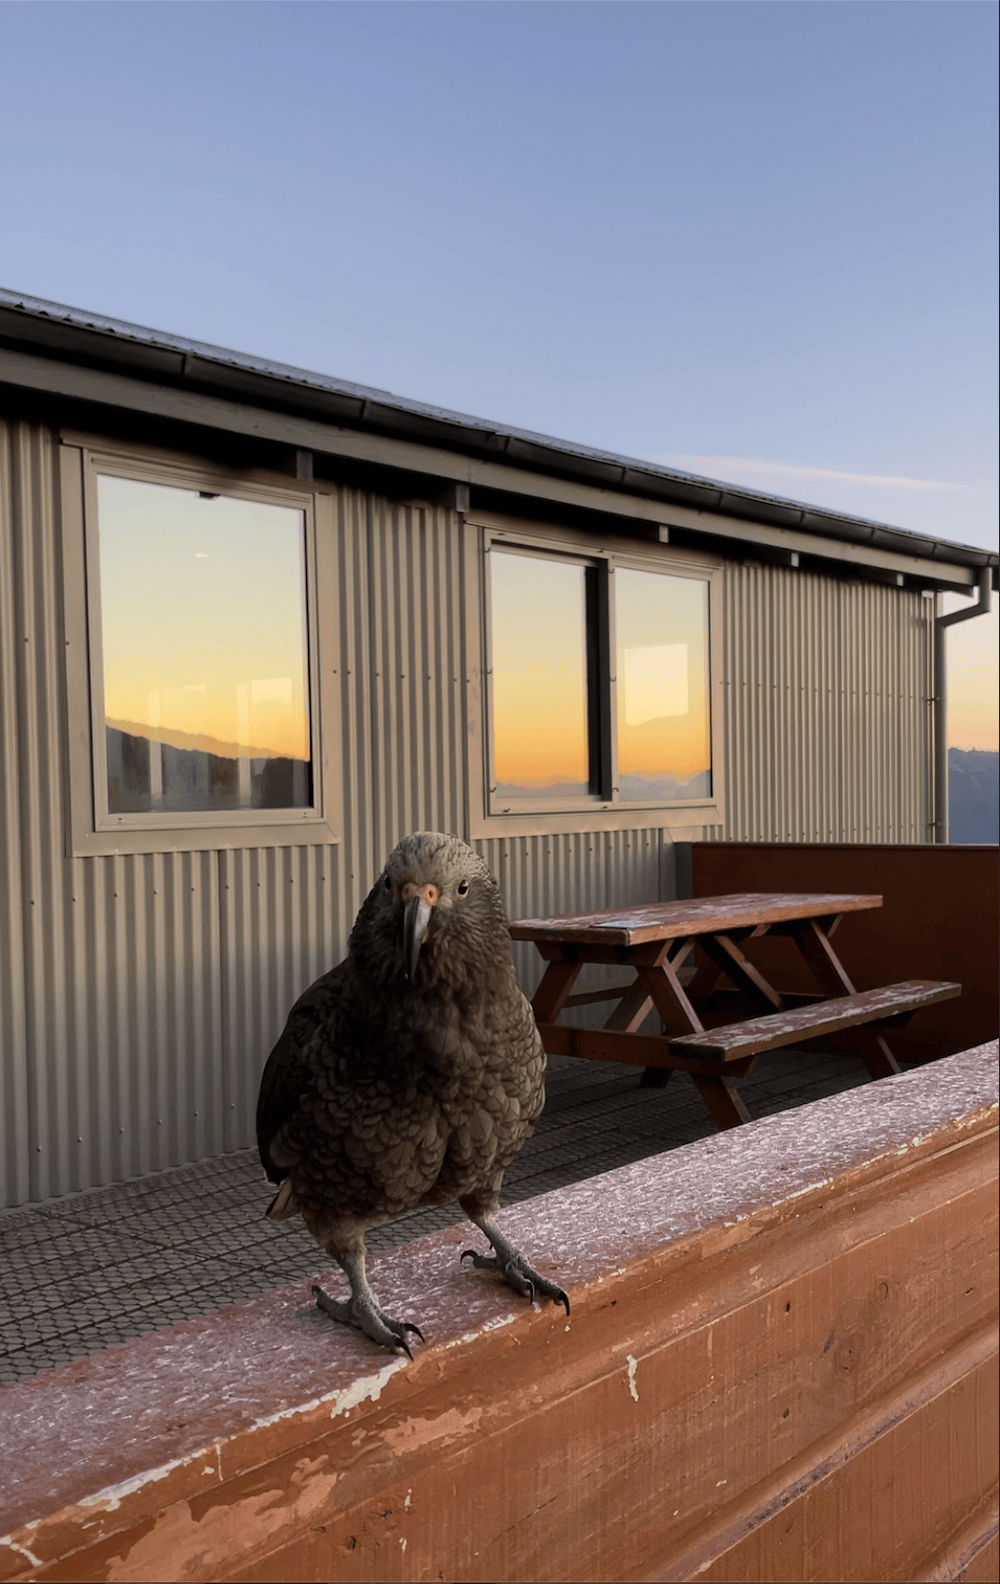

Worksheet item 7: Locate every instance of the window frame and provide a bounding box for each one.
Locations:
[467,512,726,838]
[60,435,342,855]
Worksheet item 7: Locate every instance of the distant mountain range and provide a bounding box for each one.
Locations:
[949,748,999,844]
[106,725,310,814]
[492,768,711,802]
[106,718,286,761]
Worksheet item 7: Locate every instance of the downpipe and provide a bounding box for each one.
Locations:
[932,567,993,842]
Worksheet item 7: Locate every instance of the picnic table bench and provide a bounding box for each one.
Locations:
[508,893,962,1128]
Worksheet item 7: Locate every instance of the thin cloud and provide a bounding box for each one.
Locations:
[659,454,971,493]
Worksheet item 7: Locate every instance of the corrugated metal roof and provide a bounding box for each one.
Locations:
[1,285,996,580]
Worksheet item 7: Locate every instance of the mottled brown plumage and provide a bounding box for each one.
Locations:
[256,831,568,1354]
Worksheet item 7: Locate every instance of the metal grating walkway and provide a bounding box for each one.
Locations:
[0,1050,869,1383]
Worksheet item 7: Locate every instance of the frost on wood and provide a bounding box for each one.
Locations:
[0,1041,994,1549]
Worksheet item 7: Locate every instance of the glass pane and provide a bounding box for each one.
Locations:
[615,569,711,801]
[490,552,589,798]
[97,475,312,814]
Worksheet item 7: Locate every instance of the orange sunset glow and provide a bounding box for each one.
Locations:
[490,550,589,791]
[489,549,711,797]
[97,475,310,764]
[615,568,710,786]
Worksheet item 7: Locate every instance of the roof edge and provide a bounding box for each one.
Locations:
[1,286,996,579]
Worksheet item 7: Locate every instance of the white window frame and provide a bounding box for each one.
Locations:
[59,435,342,855]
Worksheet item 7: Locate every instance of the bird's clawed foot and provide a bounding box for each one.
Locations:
[311,1283,425,1358]
[461,1243,570,1315]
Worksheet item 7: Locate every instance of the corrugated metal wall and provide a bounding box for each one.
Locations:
[0,417,934,1205]
[713,561,934,844]
[2,422,227,1202]
[0,419,31,1206]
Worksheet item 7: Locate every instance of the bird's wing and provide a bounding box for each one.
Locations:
[256,964,347,1183]
[257,964,453,1215]
[484,984,547,1161]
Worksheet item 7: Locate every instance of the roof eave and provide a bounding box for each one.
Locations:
[0,288,996,588]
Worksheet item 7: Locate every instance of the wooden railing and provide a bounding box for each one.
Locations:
[1,1043,996,1584]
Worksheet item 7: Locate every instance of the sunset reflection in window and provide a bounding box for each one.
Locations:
[615,568,711,800]
[489,550,589,797]
[97,475,312,814]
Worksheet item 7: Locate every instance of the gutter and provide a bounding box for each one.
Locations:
[1,288,998,591]
[933,568,993,842]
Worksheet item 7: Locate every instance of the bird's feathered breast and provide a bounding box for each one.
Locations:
[256,833,545,1213]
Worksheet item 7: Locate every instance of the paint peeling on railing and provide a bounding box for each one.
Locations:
[0,1540,41,1573]
[78,1444,225,1514]
[0,1043,995,1582]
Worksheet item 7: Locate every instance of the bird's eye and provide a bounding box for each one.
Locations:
[457,879,469,896]
[384,874,392,891]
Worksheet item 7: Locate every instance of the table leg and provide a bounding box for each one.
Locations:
[684,951,726,1004]
[851,1027,902,1079]
[636,950,705,1034]
[793,916,856,995]
[639,1067,673,1090]
[530,957,583,1023]
[690,1074,752,1128]
[633,943,704,1089]
[791,916,902,1077]
[605,986,655,1033]
[696,931,785,1011]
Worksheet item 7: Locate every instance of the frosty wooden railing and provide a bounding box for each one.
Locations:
[1,1042,996,1584]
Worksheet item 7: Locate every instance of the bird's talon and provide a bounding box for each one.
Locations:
[461,1235,569,1313]
[312,1281,424,1356]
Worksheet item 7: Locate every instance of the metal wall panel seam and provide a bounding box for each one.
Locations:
[218,846,242,1155]
[338,487,373,916]
[147,851,169,1164]
[385,505,412,842]
[401,507,425,831]
[110,850,138,1180]
[440,507,467,836]
[370,497,399,867]
[0,420,31,1203]
[14,423,73,1198]
[80,858,112,1187]
[125,848,152,1174]
[352,490,381,895]
[431,505,458,836]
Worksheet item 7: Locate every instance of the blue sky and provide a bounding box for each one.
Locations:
[2,0,996,744]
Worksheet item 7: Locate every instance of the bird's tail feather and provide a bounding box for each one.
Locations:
[265,1177,298,1221]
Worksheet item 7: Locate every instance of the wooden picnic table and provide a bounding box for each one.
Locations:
[508,892,961,1129]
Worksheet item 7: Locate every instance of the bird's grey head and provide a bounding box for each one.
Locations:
[355,831,511,991]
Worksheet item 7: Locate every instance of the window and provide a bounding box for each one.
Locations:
[614,567,711,802]
[97,475,313,817]
[61,441,339,854]
[481,526,721,829]
[490,552,591,799]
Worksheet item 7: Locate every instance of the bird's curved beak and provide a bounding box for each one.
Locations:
[402,882,439,981]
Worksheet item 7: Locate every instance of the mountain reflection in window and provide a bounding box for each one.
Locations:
[615,569,711,801]
[97,476,312,814]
